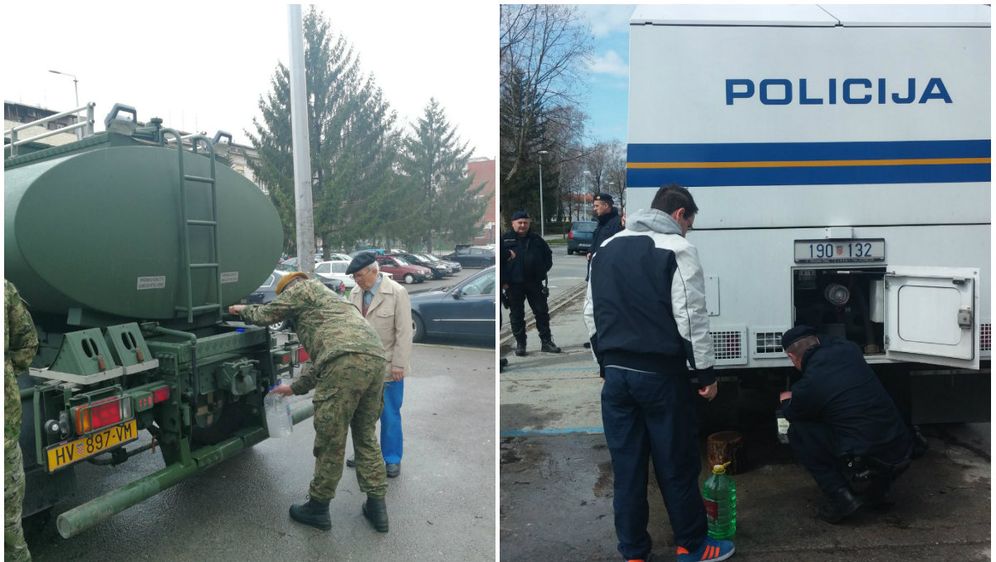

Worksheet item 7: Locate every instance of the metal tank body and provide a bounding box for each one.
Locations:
[4,131,282,323]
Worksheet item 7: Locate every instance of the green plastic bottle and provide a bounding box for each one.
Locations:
[702,462,737,539]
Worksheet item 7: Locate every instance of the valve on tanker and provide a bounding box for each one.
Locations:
[823,283,850,307]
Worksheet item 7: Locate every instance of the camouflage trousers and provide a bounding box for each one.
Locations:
[310,353,387,502]
[5,437,30,562]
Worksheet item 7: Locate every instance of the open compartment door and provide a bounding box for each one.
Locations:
[884,266,980,369]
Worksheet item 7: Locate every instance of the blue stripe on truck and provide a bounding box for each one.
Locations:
[627,139,991,187]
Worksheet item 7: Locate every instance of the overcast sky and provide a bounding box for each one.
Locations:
[3,3,497,159]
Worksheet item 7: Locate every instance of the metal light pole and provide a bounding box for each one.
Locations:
[287,5,315,273]
[49,69,80,139]
[537,150,549,238]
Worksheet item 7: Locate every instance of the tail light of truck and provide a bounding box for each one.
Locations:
[152,385,170,404]
[568,231,574,240]
[72,396,132,435]
[298,348,310,363]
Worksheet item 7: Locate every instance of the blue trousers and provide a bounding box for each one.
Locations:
[380,379,404,464]
[601,366,707,560]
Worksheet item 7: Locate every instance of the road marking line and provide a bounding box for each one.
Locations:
[501,426,605,437]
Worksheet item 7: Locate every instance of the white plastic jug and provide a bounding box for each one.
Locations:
[264,390,293,438]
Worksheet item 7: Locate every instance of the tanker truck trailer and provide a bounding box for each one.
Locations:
[5,104,309,538]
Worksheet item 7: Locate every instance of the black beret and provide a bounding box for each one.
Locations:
[346,252,376,275]
[594,192,614,206]
[781,325,817,350]
[511,210,530,221]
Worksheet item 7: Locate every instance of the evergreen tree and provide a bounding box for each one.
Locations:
[499,66,554,226]
[248,7,398,256]
[400,99,487,252]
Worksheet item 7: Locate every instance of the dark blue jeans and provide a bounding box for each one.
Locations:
[601,366,707,560]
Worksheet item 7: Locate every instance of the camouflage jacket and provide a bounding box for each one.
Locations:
[239,278,385,396]
[5,281,38,444]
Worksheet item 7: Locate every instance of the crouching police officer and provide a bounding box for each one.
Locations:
[230,272,390,533]
[779,325,913,523]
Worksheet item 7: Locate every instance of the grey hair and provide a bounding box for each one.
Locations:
[786,335,820,357]
[363,261,380,275]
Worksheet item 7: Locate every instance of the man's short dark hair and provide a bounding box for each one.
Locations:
[650,183,699,216]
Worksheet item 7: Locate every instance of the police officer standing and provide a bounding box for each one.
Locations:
[587,192,623,278]
[6,281,38,562]
[229,273,390,533]
[780,325,913,523]
[501,210,561,356]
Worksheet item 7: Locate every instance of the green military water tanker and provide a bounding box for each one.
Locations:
[4,104,313,539]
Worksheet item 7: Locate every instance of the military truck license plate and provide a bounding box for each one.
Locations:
[46,419,138,472]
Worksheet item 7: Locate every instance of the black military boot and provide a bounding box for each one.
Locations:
[363,495,389,533]
[515,341,527,356]
[289,497,331,530]
[817,487,863,523]
[540,339,561,353]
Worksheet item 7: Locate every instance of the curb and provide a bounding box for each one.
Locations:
[499,281,587,351]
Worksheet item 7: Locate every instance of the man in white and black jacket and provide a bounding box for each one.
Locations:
[583,184,734,562]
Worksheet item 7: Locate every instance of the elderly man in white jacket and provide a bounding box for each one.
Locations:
[345,253,413,478]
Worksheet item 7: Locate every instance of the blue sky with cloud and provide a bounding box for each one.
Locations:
[578,5,634,144]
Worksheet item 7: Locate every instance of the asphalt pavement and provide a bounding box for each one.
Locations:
[28,341,495,561]
[500,285,992,561]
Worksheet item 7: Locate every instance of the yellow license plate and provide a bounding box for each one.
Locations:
[46,419,138,472]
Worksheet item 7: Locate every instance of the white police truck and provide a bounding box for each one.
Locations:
[626,5,990,423]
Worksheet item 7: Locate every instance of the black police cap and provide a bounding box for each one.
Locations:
[511,210,530,221]
[346,252,376,275]
[781,325,817,350]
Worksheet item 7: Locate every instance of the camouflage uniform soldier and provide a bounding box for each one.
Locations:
[6,281,38,562]
[229,273,390,532]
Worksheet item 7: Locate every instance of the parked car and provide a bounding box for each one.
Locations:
[243,270,299,330]
[393,252,450,279]
[350,248,387,257]
[443,245,495,268]
[375,255,431,284]
[314,260,357,292]
[423,252,462,273]
[416,253,455,276]
[410,266,495,344]
[567,220,597,255]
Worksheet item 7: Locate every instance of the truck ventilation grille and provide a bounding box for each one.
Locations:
[753,330,785,358]
[709,328,747,366]
[982,323,991,353]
